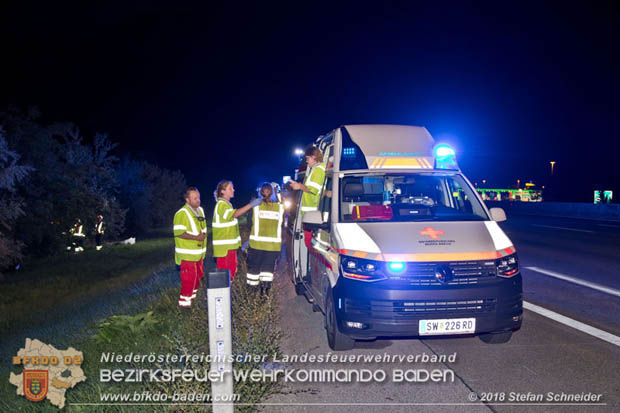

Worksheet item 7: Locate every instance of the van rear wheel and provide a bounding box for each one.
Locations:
[479,330,513,344]
[325,289,354,351]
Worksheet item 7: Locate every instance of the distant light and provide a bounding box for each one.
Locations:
[434,144,455,157]
[283,200,292,209]
[294,148,304,156]
[387,261,406,273]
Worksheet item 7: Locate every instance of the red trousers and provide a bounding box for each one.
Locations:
[304,230,313,249]
[179,259,204,307]
[216,249,238,281]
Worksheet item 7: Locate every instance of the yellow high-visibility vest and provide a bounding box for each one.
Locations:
[212,198,241,257]
[173,205,207,265]
[249,202,284,252]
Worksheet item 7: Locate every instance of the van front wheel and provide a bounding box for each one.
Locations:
[325,289,354,351]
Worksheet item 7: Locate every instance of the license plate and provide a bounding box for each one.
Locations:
[419,318,476,335]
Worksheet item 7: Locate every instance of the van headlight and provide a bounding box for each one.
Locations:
[341,257,386,282]
[496,253,519,278]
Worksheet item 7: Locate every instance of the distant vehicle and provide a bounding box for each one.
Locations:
[284,125,522,350]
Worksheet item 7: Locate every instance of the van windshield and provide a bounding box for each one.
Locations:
[339,173,488,222]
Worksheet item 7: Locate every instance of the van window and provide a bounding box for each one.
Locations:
[318,177,332,223]
[340,173,488,222]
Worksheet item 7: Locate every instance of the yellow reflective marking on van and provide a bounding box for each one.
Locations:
[368,157,433,169]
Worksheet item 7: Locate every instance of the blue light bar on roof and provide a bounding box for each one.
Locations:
[433,144,458,170]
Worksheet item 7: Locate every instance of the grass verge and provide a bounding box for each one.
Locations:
[1,223,282,412]
[0,237,174,334]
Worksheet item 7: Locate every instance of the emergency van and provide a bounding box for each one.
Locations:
[284,125,522,350]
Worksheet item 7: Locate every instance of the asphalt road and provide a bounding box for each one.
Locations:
[264,214,620,412]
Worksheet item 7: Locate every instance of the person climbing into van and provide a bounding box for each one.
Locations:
[246,182,284,295]
[212,180,262,281]
[288,145,326,248]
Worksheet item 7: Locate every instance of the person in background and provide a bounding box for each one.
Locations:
[70,218,85,253]
[246,183,284,295]
[173,187,207,309]
[212,180,261,281]
[94,215,105,251]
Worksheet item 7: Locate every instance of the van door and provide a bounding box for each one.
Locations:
[284,188,302,284]
[308,176,332,308]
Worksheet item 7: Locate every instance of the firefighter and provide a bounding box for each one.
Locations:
[212,180,261,281]
[247,183,284,295]
[94,215,105,251]
[173,187,207,308]
[288,145,326,248]
[69,218,85,252]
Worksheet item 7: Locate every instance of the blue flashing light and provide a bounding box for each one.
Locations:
[387,261,406,273]
[343,147,356,157]
[434,144,458,170]
[434,144,455,157]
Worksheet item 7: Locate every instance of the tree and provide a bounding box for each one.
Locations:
[0,127,33,277]
[1,108,126,256]
[116,159,187,236]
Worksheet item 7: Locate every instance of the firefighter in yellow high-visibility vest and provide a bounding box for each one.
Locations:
[212,180,261,281]
[69,218,85,253]
[173,187,207,308]
[246,183,284,295]
[288,146,326,249]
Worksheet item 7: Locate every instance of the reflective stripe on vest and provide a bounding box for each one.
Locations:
[175,247,208,254]
[212,220,238,228]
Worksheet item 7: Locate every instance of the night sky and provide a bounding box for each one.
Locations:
[2,2,619,203]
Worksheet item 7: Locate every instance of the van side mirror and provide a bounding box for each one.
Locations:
[302,210,329,230]
[490,207,507,222]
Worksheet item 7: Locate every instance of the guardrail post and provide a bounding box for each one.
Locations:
[207,269,234,412]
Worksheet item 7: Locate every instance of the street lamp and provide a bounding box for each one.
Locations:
[550,161,556,176]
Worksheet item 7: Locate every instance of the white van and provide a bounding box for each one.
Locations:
[284,125,522,350]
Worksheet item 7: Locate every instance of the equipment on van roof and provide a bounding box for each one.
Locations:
[338,125,458,171]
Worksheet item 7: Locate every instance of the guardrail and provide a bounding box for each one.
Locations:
[485,201,620,222]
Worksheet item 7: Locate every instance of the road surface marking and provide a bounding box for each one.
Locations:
[597,223,620,228]
[524,301,620,347]
[531,224,594,233]
[525,266,620,298]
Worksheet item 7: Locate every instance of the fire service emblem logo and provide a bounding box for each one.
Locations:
[23,370,48,402]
